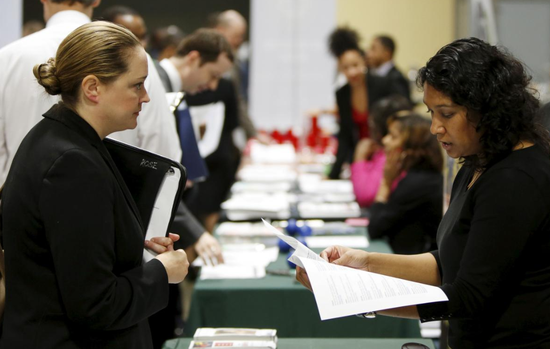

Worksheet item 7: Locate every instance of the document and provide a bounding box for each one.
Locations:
[299,256,448,320]
[261,219,325,268]
[143,166,181,262]
[262,219,448,321]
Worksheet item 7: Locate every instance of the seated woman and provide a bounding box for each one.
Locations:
[350,95,412,207]
[298,37,550,348]
[1,22,189,349]
[326,27,408,179]
[367,112,443,254]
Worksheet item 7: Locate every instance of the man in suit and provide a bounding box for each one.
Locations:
[366,35,411,100]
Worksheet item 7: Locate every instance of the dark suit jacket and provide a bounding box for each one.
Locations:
[0,103,168,349]
[186,78,241,214]
[386,66,410,101]
[329,73,407,179]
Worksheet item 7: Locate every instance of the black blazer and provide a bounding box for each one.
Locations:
[0,103,168,349]
[386,66,410,101]
[329,73,407,179]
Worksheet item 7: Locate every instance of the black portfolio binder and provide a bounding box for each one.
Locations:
[104,138,187,260]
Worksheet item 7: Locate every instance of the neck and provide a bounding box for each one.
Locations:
[74,102,108,139]
[43,1,94,23]
[513,140,534,150]
[168,56,191,88]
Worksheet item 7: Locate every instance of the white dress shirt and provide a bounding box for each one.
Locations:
[0,10,181,185]
[159,59,182,93]
[370,60,394,77]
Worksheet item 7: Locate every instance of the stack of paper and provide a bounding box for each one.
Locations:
[237,164,297,183]
[230,181,293,194]
[189,328,277,349]
[198,244,278,280]
[297,201,361,219]
[215,222,280,246]
[221,193,293,221]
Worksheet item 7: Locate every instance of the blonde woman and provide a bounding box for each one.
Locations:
[1,22,188,348]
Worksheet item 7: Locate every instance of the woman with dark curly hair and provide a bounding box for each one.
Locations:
[297,37,550,348]
[326,27,407,179]
[368,112,443,254]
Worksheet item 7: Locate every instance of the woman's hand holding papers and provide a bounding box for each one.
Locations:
[321,245,370,270]
[147,233,190,284]
[296,245,371,291]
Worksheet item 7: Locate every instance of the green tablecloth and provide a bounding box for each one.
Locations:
[163,338,435,349]
[185,240,421,338]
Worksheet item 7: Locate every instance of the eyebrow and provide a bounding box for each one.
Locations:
[423,100,455,108]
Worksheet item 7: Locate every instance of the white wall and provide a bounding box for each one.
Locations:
[1,0,23,49]
[249,0,337,133]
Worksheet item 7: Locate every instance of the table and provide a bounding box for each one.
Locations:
[163,338,435,349]
[185,239,421,338]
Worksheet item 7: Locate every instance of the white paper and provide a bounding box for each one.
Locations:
[200,265,266,280]
[305,235,369,249]
[298,256,448,320]
[261,219,326,268]
[143,166,181,262]
[192,245,278,268]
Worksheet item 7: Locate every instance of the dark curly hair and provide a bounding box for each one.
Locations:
[416,37,550,170]
[328,27,364,59]
[387,112,443,173]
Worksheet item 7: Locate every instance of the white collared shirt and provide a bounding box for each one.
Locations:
[370,61,394,77]
[0,10,181,185]
[159,59,182,93]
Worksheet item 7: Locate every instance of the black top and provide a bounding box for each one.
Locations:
[329,73,408,179]
[0,104,168,349]
[417,145,550,349]
[369,169,443,254]
[385,66,410,101]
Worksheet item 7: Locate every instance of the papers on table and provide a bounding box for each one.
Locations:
[305,235,369,249]
[200,265,266,280]
[215,222,280,246]
[238,164,297,182]
[262,219,448,321]
[298,201,361,219]
[221,193,293,221]
[299,256,448,320]
[198,244,278,280]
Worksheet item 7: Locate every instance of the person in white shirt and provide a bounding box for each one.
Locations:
[0,0,182,190]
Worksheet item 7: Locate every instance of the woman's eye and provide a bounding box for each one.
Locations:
[136,83,143,90]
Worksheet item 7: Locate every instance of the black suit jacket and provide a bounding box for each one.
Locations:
[329,73,407,179]
[0,104,168,348]
[386,66,410,101]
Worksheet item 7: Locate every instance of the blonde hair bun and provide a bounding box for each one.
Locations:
[33,58,62,95]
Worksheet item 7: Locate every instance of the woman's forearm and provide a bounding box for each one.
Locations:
[366,252,441,286]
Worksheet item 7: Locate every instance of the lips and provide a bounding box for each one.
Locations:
[440,141,451,150]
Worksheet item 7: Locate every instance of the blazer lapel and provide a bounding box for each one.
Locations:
[42,104,145,233]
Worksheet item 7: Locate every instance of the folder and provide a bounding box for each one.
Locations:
[104,138,187,262]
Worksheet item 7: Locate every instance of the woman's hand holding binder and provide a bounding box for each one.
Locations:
[147,233,190,284]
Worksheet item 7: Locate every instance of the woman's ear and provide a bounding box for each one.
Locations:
[81,75,100,104]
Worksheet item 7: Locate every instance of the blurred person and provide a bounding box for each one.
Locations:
[1,21,189,349]
[22,19,45,36]
[208,10,269,144]
[101,5,148,47]
[149,25,186,61]
[298,37,550,349]
[366,34,410,99]
[368,112,443,254]
[351,95,412,207]
[327,27,407,179]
